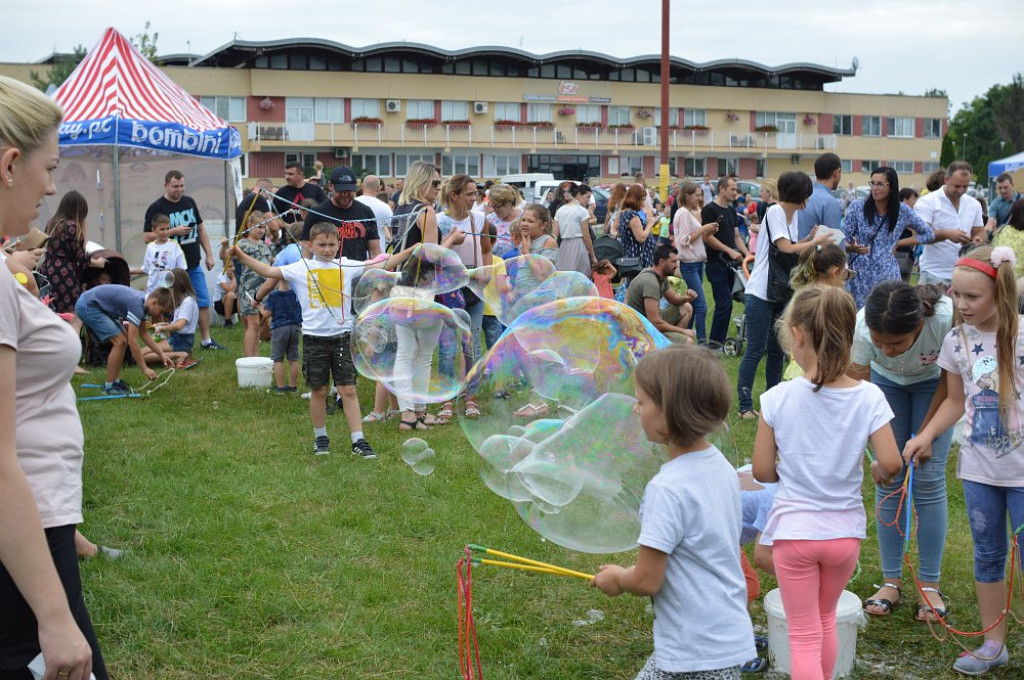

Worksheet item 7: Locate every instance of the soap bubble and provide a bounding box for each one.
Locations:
[351,243,469,315]
[152,269,176,289]
[401,438,436,476]
[459,297,671,553]
[352,297,471,404]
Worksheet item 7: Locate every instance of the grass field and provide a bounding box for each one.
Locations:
[72,318,1023,679]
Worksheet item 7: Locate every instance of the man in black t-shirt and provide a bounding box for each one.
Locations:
[301,166,381,261]
[143,170,224,349]
[235,178,276,235]
[700,176,749,346]
[272,162,326,223]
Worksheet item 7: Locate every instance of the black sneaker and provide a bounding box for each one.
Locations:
[272,386,291,394]
[325,398,338,415]
[313,435,331,455]
[351,438,377,459]
[103,381,130,395]
[202,339,227,350]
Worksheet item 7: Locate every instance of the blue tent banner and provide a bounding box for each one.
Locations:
[59,118,242,160]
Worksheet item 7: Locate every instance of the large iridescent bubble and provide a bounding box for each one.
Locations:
[459,296,671,553]
[352,243,469,315]
[467,256,597,327]
[352,297,471,404]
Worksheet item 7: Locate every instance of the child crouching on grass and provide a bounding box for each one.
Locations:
[142,269,199,369]
[259,279,302,393]
[231,222,390,459]
[591,344,755,679]
[72,284,174,394]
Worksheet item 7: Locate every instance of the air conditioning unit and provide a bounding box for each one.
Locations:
[385,99,401,113]
[473,101,488,114]
[642,126,658,146]
[334,147,350,159]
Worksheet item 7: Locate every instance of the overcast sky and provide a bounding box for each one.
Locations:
[2,1,1018,114]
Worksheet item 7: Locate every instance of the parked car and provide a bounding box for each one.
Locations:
[709,179,762,199]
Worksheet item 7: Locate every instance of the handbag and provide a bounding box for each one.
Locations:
[613,256,643,280]
[764,210,799,304]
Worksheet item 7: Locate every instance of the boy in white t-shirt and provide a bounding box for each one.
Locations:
[231,222,386,458]
[133,214,186,295]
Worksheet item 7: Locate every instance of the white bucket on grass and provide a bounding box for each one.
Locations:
[235,357,273,388]
[764,588,865,678]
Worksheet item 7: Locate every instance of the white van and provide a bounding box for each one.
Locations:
[497,173,555,203]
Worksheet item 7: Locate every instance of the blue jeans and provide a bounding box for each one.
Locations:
[678,261,707,344]
[736,294,786,413]
[482,314,503,352]
[961,481,1024,582]
[439,297,483,381]
[705,260,734,345]
[872,371,953,582]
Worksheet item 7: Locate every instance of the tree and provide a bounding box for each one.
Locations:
[29,45,86,91]
[947,74,1024,181]
[939,133,956,168]
[131,21,160,63]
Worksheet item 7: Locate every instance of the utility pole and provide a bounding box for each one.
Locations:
[659,0,670,202]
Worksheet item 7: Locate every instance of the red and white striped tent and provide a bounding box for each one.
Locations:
[45,27,241,262]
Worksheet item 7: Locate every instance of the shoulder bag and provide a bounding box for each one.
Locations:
[765,209,800,304]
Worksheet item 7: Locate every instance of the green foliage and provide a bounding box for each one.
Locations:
[131,21,160,63]
[948,73,1024,181]
[29,45,86,91]
[939,133,957,168]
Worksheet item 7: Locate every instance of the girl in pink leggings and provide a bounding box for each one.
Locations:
[753,286,902,680]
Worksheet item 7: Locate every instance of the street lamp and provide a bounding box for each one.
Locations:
[962,132,968,160]
[1000,139,1007,156]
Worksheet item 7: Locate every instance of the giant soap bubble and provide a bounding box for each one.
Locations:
[352,297,471,404]
[467,255,596,327]
[352,243,469,315]
[459,296,671,553]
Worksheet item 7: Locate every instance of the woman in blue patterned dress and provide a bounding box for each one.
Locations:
[617,183,655,271]
[843,167,965,308]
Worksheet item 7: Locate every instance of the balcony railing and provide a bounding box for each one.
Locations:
[243,122,837,153]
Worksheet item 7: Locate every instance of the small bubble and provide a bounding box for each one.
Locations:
[212,401,219,410]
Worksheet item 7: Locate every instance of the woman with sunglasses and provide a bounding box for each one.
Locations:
[842,166,964,309]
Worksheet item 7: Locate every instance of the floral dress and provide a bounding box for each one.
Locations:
[38,220,92,313]
[843,200,934,309]
[618,209,656,269]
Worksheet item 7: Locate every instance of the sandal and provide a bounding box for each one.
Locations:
[418,412,443,427]
[464,400,481,419]
[362,411,387,423]
[435,402,455,424]
[399,418,428,432]
[915,587,948,623]
[738,409,759,420]
[514,403,549,418]
[863,582,902,617]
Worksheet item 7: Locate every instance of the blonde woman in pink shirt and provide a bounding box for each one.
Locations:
[672,181,720,344]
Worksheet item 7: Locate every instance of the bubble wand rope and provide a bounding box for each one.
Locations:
[456,546,483,680]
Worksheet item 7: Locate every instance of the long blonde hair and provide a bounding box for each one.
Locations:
[399,160,438,206]
[777,285,856,392]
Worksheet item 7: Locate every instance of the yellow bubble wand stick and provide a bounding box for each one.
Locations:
[467,544,593,580]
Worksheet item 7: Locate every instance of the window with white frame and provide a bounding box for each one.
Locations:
[862,116,882,137]
[576,105,601,124]
[313,98,345,123]
[841,159,853,173]
[861,160,879,172]
[494,102,521,122]
[441,100,469,121]
[887,117,915,138]
[406,99,434,120]
[609,106,631,126]
[285,152,317,170]
[683,157,706,177]
[351,98,380,119]
[482,154,520,177]
[352,153,391,176]
[755,111,796,132]
[200,96,245,122]
[526,103,552,123]
[833,115,853,135]
[394,153,435,177]
[625,157,644,175]
[892,161,915,174]
[718,158,737,176]
[924,118,942,139]
[683,109,706,127]
[442,154,480,177]
[653,107,678,127]
[922,162,941,173]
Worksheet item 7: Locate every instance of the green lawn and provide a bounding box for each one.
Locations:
[74,314,1020,679]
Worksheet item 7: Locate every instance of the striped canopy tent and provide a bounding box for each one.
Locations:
[47,27,242,262]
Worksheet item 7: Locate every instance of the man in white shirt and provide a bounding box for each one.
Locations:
[915,161,985,286]
[355,174,395,243]
[700,175,715,205]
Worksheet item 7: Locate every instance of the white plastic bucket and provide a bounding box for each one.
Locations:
[235,357,273,388]
[764,588,865,678]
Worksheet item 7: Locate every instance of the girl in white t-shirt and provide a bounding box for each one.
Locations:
[592,344,755,679]
[753,286,901,680]
[905,245,1024,675]
[144,269,199,367]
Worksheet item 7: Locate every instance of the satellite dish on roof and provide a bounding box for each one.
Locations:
[851,57,860,71]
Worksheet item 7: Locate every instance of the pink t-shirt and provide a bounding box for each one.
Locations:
[672,208,707,263]
[0,258,85,527]
[593,273,614,299]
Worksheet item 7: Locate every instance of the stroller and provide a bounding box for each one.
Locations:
[592,235,642,284]
[722,255,753,357]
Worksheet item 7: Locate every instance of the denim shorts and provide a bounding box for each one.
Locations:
[169,331,195,353]
[187,266,211,308]
[74,300,123,341]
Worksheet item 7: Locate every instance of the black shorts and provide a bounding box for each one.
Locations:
[302,333,356,389]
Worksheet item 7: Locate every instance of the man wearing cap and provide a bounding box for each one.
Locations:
[301,166,381,260]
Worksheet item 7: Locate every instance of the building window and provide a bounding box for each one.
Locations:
[862,116,882,137]
[526,103,552,123]
[924,118,943,139]
[441,100,469,121]
[200,96,245,122]
[394,153,435,177]
[833,115,853,135]
[755,111,797,132]
[406,99,434,120]
[494,102,521,122]
[313,98,345,123]
[284,152,317,172]
[887,117,915,138]
[352,153,391,176]
[841,159,853,173]
[922,162,941,173]
[861,160,879,172]
[683,157,705,177]
[609,106,631,126]
[718,158,737,176]
[756,158,766,177]
[892,161,915,174]
[576,105,601,124]
[624,157,644,175]
[483,154,520,176]
[683,109,706,127]
[442,154,480,176]
[351,98,380,119]
[653,108,679,127]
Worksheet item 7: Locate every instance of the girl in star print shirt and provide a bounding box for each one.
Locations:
[906,245,1024,675]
